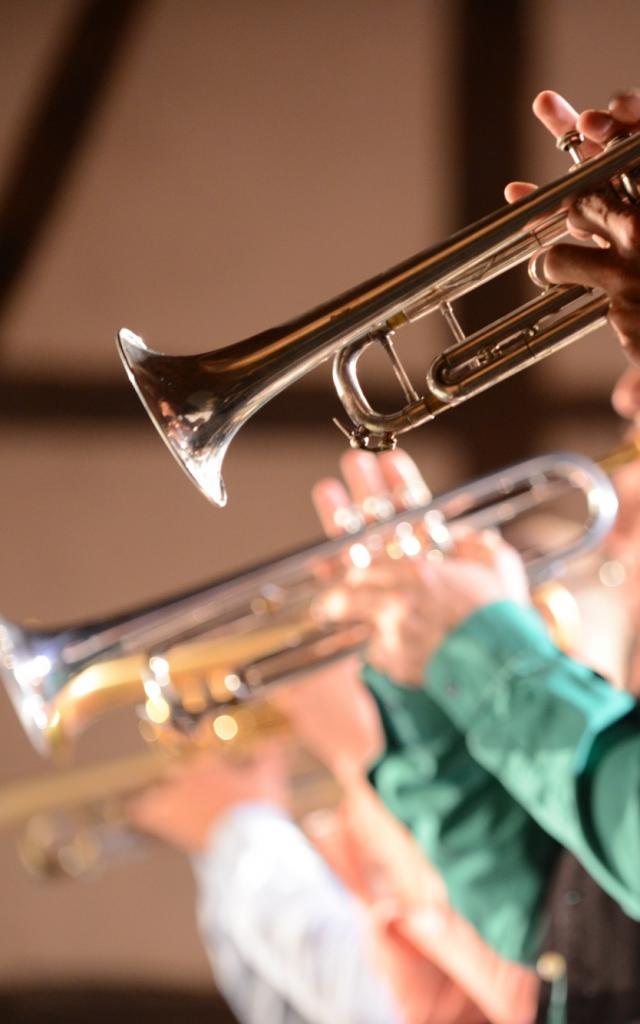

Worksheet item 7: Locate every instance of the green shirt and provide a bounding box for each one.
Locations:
[365,600,640,965]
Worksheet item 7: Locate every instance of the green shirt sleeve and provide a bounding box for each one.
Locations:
[428,600,640,919]
[363,664,559,964]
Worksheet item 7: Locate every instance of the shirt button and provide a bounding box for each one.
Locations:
[445,682,458,699]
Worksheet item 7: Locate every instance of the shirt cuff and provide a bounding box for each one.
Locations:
[362,661,459,753]
[428,600,635,771]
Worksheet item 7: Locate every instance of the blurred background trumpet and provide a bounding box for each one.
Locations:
[0,444,631,880]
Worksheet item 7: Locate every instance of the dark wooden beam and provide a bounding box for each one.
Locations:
[0,0,148,331]
[0,985,236,1024]
[453,0,534,472]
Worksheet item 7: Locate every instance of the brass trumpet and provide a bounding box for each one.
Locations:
[0,445,634,877]
[117,131,640,507]
[0,703,341,879]
[0,448,623,759]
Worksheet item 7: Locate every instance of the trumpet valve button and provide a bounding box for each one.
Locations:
[556,129,585,164]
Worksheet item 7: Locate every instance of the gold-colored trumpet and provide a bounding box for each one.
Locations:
[117,131,640,507]
[0,701,341,879]
[1,443,636,877]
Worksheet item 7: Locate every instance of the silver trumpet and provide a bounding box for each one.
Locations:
[0,447,627,760]
[0,445,633,877]
[117,130,640,507]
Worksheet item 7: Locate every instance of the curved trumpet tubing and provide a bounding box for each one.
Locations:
[117,132,640,506]
[0,448,623,757]
[0,705,340,878]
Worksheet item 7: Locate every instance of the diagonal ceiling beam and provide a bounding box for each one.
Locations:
[0,0,148,340]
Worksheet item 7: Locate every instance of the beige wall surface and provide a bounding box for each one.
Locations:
[0,0,452,989]
[0,0,638,993]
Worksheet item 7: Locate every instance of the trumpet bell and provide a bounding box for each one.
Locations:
[0,618,62,755]
[117,328,237,506]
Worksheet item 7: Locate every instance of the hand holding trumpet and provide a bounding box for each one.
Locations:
[508,88,640,364]
[312,449,529,687]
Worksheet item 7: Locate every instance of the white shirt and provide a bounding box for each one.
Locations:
[192,803,402,1024]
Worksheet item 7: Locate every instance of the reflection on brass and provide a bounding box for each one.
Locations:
[532,581,581,653]
[536,950,567,982]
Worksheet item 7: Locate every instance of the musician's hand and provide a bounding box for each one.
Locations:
[504,90,640,203]
[543,183,640,365]
[311,450,528,686]
[126,747,289,853]
[315,530,528,686]
[271,657,384,783]
[313,447,432,539]
[612,365,640,427]
[506,89,640,364]
[505,91,601,206]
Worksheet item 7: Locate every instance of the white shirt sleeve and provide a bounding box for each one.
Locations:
[192,802,402,1024]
